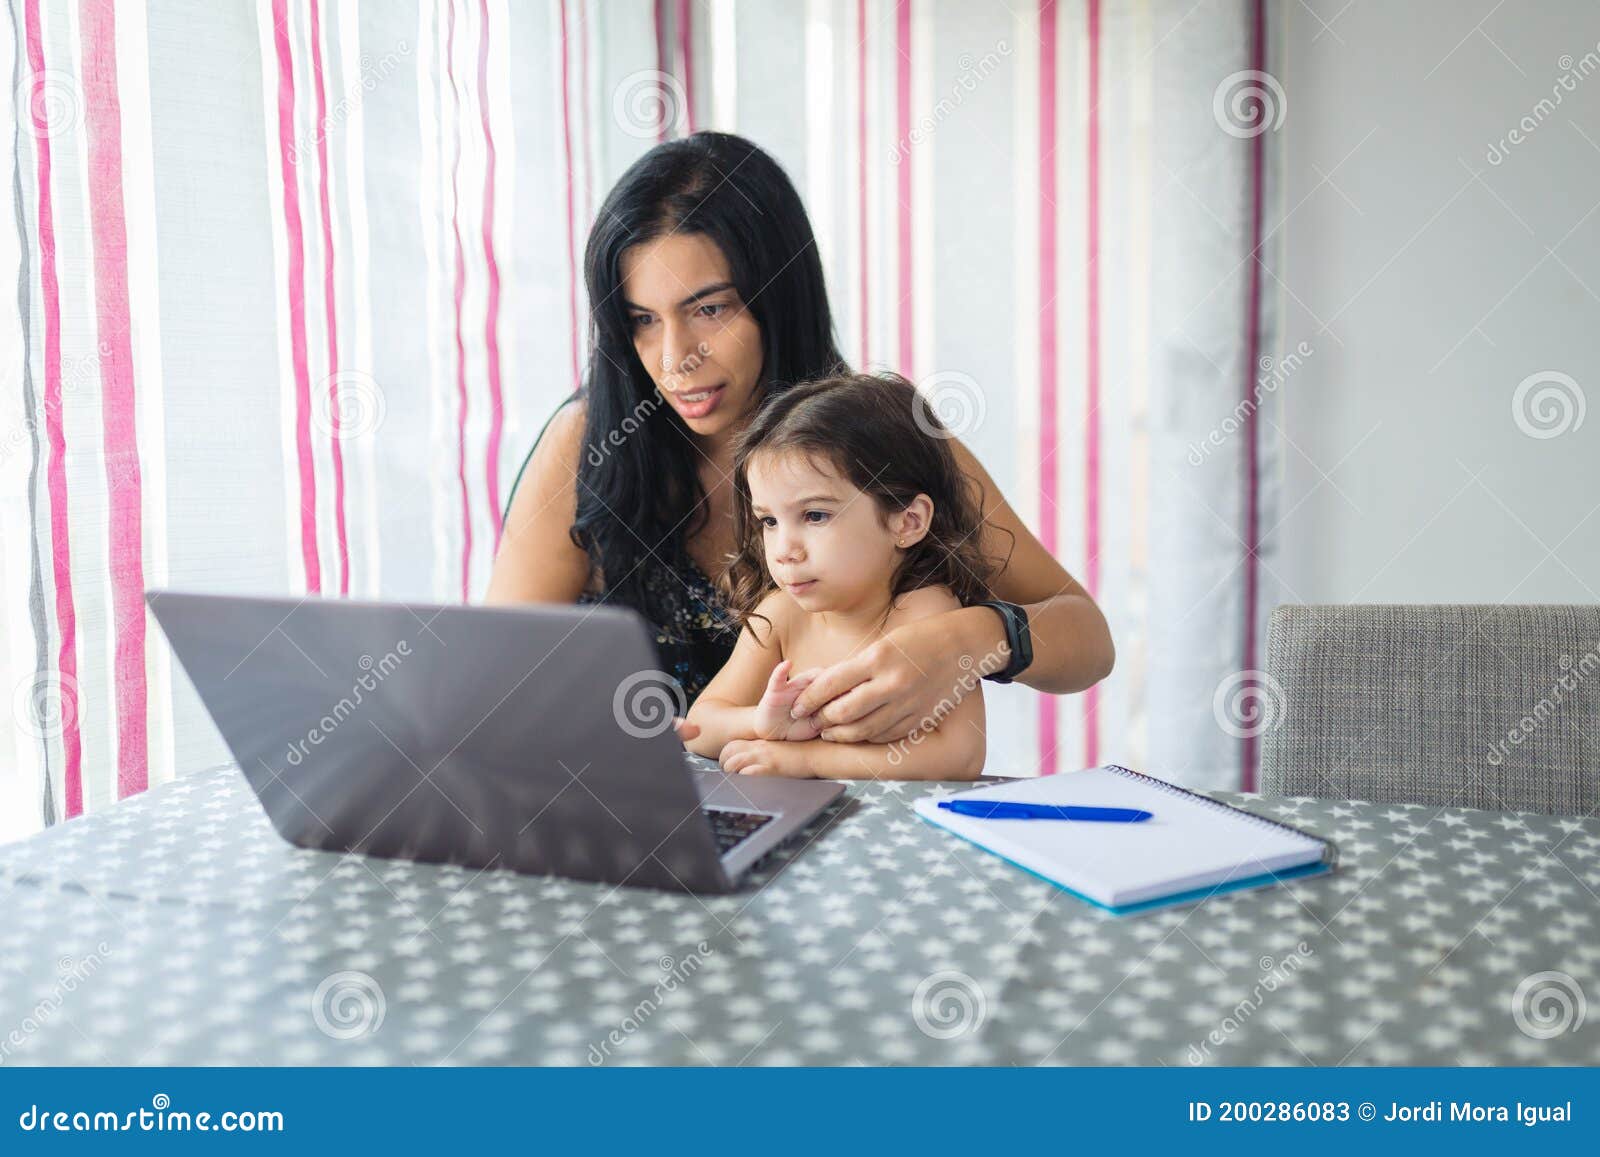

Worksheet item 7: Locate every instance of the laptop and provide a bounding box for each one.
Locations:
[145,590,844,893]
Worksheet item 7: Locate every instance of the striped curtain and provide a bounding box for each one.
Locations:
[2,0,1281,843]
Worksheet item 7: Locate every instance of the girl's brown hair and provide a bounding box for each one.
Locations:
[719,371,1002,636]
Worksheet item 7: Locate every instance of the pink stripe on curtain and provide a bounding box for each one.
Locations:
[308,0,350,595]
[1082,0,1102,767]
[677,0,695,134]
[446,0,473,601]
[79,0,149,799]
[894,0,912,378]
[477,0,504,551]
[1037,0,1059,775]
[270,0,322,592]
[558,2,581,393]
[24,0,83,817]
[857,0,869,367]
[1240,0,1268,791]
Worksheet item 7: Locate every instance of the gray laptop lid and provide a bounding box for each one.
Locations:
[147,590,735,892]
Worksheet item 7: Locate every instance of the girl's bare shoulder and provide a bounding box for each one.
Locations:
[743,587,798,652]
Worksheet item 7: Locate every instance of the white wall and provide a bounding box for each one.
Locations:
[1278,0,1600,607]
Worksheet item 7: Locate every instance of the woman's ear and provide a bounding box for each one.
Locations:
[892,494,934,548]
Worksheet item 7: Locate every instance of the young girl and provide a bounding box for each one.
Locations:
[684,372,999,779]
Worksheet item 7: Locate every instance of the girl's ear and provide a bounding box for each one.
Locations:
[892,494,934,548]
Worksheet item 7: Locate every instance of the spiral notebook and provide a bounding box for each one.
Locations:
[914,765,1338,915]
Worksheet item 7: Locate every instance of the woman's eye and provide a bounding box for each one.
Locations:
[628,313,654,330]
[696,301,727,319]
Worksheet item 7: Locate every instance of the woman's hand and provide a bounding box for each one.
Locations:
[719,737,816,777]
[752,660,825,742]
[788,608,999,745]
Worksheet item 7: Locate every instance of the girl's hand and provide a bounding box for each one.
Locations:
[673,717,701,744]
[752,660,825,742]
[719,737,814,777]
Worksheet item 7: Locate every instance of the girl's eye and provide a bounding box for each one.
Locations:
[759,516,777,529]
[804,510,829,524]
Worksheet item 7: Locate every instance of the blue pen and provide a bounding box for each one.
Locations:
[937,800,1153,822]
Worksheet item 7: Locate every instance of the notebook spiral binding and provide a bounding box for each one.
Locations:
[1105,765,1340,869]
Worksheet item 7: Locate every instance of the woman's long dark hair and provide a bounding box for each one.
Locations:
[721,372,998,637]
[569,132,847,626]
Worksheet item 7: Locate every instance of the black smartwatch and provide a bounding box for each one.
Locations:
[973,600,1033,684]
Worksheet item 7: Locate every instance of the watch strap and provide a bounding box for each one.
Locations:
[974,600,1032,684]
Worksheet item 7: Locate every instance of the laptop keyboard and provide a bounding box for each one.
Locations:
[703,808,775,855]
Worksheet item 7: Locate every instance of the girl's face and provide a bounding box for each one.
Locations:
[619,232,765,444]
[746,449,929,615]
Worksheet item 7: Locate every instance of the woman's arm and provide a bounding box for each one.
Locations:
[484,399,593,605]
[789,437,1114,745]
[941,435,1116,695]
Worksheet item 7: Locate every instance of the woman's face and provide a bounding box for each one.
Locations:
[619,232,765,445]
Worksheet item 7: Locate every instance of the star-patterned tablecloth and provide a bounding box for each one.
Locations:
[0,766,1596,1066]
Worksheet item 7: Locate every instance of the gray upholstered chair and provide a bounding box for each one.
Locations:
[1260,604,1600,816]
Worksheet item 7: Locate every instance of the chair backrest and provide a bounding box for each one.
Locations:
[1261,604,1600,816]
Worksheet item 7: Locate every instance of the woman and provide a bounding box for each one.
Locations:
[486,131,1113,752]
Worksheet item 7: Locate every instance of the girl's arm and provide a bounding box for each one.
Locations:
[684,590,795,758]
[721,677,986,781]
